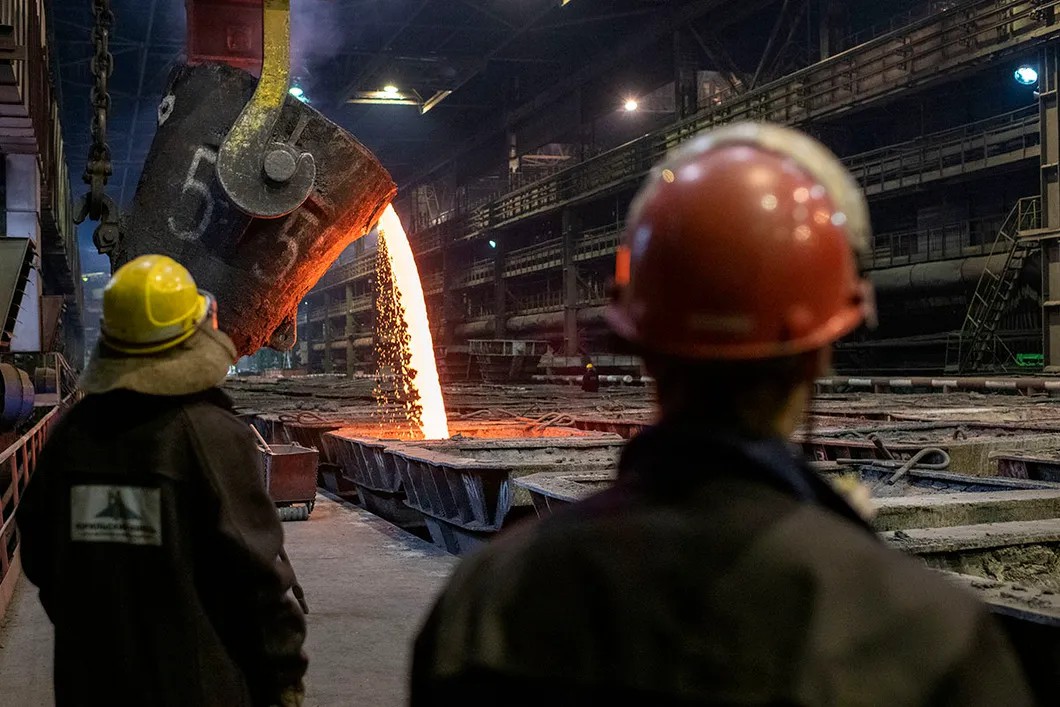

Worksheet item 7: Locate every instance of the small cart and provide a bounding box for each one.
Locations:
[262,443,318,521]
[249,418,319,522]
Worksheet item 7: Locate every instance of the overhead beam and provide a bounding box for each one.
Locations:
[327,48,562,65]
[529,9,657,31]
[686,25,746,92]
[414,0,561,113]
[751,0,793,89]
[403,0,772,188]
[337,0,432,102]
[457,0,518,30]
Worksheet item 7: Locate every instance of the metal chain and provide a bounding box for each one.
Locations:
[83,0,114,221]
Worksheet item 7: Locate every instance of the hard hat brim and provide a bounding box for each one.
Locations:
[79,323,237,397]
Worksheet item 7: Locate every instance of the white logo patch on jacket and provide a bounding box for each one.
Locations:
[70,485,162,546]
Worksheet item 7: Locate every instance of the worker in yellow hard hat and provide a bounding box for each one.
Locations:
[78,253,233,395]
[580,360,599,393]
[18,255,308,707]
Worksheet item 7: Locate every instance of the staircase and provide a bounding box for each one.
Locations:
[945,197,1041,373]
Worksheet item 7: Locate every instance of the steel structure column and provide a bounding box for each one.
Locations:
[438,239,452,345]
[493,238,507,338]
[674,30,699,120]
[1040,42,1060,370]
[345,283,355,376]
[323,291,333,373]
[562,209,581,356]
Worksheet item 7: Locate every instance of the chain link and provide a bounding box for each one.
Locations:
[81,0,114,221]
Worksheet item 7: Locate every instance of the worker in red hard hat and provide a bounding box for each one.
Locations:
[410,124,1033,705]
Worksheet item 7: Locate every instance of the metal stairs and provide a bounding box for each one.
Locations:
[945,197,1041,373]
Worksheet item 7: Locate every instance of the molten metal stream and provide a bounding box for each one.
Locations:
[377,205,450,439]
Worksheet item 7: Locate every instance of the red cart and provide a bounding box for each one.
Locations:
[251,425,318,521]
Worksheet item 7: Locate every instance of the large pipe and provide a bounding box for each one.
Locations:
[455,306,609,338]
[531,374,650,386]
[867,255,1007,293]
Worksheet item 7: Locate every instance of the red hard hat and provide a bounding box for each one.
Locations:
[606,122,876,360]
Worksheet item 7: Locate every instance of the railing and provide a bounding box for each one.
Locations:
[575,223,624,262]
[0,402,63,597]
[865,214,1008,270]
[453,259,494,289]
[315,252,375,290]
[949,196,1042,371]
[505,238,563,277]
[834,2,954,53]
[408,0,1060,244]
[847,107,1040,195]
[418,102,1037,293]
[511,290,564,315]
[413,229,443,254]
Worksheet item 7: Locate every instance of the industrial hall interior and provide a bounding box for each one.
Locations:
[5,0,1060,705]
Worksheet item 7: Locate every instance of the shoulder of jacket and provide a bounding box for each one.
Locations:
[747,505,988,677]
[757,503,983,603]
[178,394,253,450]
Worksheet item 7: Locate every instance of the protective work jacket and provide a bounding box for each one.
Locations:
[17,388,307,707]
[411,420,1034,706]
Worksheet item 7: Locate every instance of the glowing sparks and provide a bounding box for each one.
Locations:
[377,205,450,439]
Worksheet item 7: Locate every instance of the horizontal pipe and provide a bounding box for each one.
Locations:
[455,306,610,337]
[867,255,1007,292]
[531,374,651,386]
[816,376,1058,393]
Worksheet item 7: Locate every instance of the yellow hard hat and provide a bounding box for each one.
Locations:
[101,255,215,355]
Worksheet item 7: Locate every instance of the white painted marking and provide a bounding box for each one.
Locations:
[253,209,318,282]
[70,485,162,546]
[168,146,218,241]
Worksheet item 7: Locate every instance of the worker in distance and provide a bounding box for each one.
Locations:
[18,255,308,707]
[410,123,1033,705]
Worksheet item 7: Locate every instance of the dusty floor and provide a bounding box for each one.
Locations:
[0,494,456,707]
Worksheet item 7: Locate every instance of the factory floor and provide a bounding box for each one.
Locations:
[0,493,457,706]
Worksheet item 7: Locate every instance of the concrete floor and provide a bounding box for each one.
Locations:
[0,494,457,706]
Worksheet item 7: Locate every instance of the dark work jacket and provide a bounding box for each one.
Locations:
[411,421,1034,707]
[17,389,307,707]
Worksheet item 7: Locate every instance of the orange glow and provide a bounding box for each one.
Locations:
[615,244,631,286]
[377,205,450,439]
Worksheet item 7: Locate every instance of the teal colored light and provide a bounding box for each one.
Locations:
[1015,66,1039,85]
[488,240,497,248]
[289,86,307,101]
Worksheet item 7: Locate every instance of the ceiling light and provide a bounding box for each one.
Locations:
[1015,65,1039,85]
[383,84,399,95]
[624,98,639,112]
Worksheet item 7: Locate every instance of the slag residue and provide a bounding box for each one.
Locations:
[373,205,450,439]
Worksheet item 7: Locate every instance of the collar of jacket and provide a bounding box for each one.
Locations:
[618,420,876,534]
[86,386,236,411]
